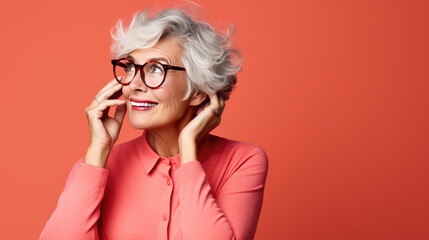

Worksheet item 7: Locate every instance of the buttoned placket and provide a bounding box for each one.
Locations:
[157,157,175,240]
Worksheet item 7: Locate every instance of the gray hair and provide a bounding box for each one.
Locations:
[110,8,242,100]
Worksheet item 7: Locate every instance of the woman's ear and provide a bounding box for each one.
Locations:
[190,91,208,107]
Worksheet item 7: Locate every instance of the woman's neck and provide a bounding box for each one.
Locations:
[146,127,180,157]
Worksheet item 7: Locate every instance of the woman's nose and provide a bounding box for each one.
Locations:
[128,70,148,93]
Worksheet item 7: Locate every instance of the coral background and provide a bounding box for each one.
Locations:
[0,0,428,239]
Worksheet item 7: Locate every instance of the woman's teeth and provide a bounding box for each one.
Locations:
[131,102,158,107]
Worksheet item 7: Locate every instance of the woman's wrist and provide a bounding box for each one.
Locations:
[179,136,197,165]
[84,143,111,168]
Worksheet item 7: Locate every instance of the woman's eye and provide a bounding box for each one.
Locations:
[125,65,135,72]
[119,62,134,72]
[149,65,163,74]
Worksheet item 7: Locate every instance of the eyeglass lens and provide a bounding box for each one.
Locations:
[114,59,165,88]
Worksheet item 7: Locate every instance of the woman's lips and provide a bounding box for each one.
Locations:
[130,98,158,111]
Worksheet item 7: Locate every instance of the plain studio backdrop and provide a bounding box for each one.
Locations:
[0,0,428,239]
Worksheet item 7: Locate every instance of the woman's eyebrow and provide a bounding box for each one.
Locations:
[125,55,169,64]
[148,57,170,64]
[126,55,136,61]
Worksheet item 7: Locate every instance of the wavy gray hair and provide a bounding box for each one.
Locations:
[110,8,242,101]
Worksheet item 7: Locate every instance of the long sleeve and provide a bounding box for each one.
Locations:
[173,146,269,240]
[39,158,108,240]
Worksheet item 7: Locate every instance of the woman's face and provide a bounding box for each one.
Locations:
[122,37,194,130]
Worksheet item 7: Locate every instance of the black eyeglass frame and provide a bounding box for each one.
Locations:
[111,58,186,89]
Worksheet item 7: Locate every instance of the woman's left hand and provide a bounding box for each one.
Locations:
[179,93,225,164]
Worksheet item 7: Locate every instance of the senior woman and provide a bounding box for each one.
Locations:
[40,8,268,240]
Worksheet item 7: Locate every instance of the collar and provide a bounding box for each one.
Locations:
[136,131,213,174]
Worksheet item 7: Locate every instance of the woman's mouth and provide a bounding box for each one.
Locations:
[130,98,158,111]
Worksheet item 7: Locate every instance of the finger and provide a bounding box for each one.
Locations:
[97,78,121,95]
[114,101,127,123]
[95,99,126,109]
[91,78,122,103]
[208,93,220,112]
[196,98,209,115]
[219,96,225,114]
[89,99,126,119]
[91,84,123,107]
[96,82,123,100]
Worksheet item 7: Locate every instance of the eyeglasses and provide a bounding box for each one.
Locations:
[111,58,186,89]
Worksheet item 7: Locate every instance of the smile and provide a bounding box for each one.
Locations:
[131,102,157,107]
[130,98,158,111]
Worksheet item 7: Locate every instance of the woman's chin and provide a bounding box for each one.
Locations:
[128,117,150,130]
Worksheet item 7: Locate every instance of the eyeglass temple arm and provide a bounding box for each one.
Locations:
[165,65,186,71]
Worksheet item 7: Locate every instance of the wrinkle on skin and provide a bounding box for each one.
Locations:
[127,38,180,66]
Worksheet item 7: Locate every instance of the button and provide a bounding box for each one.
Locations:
[166,179,170,185]
[163,215,167,221]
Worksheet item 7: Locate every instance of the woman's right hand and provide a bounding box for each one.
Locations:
[84,79,127,168]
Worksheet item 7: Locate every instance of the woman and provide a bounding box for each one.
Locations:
[40,7,268,240]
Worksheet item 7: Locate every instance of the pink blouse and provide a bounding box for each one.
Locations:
[39,131,268,240]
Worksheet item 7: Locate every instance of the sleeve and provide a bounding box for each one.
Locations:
[173,146,269,240]
[39,158,109,240]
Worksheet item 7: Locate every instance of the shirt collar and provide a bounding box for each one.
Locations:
[136,131,160,174]
[135,131,213,174]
